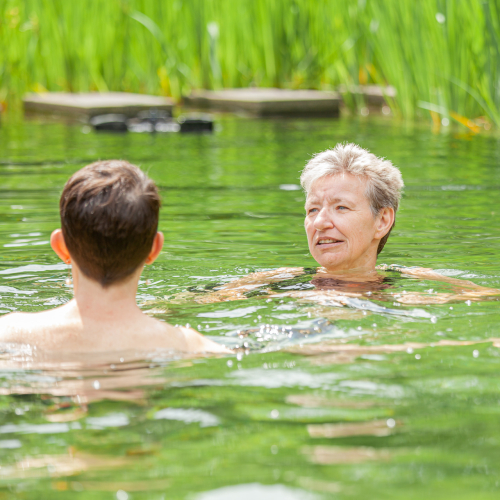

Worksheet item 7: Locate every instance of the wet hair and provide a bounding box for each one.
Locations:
[60,160,161,287]
[300,143,404,254]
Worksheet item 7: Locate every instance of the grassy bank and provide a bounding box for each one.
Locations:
[1,0,499,128]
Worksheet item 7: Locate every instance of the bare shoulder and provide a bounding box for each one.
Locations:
[138,317,229,353]
[0,311,35,342]
[0,307,79,348]
[0,312,19,333]
[179,327,232,354]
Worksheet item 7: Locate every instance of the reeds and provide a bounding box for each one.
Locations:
[1,0,499,127]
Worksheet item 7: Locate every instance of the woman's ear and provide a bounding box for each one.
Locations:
[375,207,395,239]
[50,229,71,264]
[145,232,164,265]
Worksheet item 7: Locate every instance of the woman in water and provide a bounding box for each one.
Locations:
[196,143,498,305]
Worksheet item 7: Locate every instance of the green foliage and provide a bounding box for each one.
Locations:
[1,0,500,125]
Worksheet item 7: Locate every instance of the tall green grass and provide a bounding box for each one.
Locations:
[1,0,499,127]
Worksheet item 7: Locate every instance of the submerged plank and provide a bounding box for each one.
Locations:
[23,92,174,120]
[183,88,341,117]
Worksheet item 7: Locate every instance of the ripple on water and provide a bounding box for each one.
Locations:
[1,117,500,497]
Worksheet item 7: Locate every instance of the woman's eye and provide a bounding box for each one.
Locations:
[307,208,318,214]
[337,206,348,210]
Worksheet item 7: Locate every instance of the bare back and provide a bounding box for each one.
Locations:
[0,301,229,354]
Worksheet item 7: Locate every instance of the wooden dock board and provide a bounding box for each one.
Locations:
[337,85,396,105]
[23,92,174,120]
[183,88,341,116]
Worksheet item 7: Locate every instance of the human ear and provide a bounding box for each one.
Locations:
[375,207,395,239]
[50,229,72,264]
[145,232,164,265]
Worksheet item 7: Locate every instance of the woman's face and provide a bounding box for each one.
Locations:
[304,173,393,272]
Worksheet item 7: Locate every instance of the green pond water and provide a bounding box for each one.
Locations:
[0,115,500,499]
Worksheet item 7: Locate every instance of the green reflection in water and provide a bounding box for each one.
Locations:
[0,116,499,499]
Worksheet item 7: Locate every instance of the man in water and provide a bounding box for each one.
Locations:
[0,160,229,353]
[199,143,497,303]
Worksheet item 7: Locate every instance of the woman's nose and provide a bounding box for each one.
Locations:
[313,208,334,230]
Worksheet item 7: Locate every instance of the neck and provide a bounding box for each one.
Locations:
[321,249,379,277]
[70,265,143,323]
[319,267,379,279]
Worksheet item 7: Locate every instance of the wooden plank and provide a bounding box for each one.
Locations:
[337,85,396,105]
[23,92,174,120]
[183,88,341,117]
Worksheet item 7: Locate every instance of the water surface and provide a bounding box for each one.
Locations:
[0,116,499,499]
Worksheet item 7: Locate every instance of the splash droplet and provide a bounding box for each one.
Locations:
[116,490,129,500]
[93,380,100,390]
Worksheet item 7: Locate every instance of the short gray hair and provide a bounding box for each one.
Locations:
[300,143,404,254]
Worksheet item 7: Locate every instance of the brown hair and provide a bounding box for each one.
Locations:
[60,160,161,287]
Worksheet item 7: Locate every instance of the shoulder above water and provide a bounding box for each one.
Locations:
[0,310,230,354]
[179,326,232,354]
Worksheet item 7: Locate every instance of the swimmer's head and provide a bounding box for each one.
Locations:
[59,160,161,287]
[300,143,404,255]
